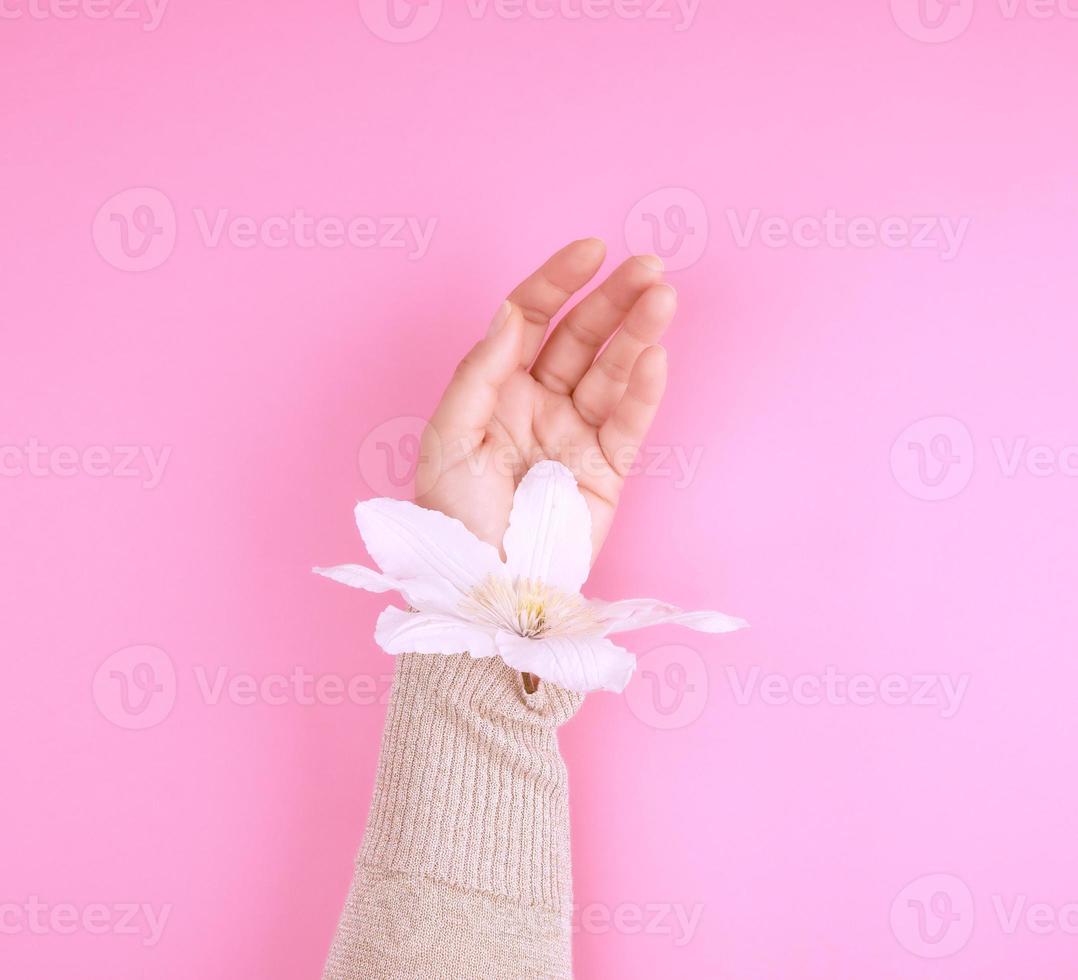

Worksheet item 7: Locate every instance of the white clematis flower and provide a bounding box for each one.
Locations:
[315,460,747,694]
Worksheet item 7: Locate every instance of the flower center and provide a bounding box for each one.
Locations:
[461,575,598,638]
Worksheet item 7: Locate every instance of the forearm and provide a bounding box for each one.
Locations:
[322,652,580,980]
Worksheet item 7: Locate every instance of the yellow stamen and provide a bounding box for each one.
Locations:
[460,575,598,638]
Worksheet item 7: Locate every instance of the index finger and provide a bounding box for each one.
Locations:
[508,238,607,365]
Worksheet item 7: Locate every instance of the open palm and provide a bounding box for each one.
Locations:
[416,239,676,562]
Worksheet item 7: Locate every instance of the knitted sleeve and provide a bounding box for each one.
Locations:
[321,651,583,980]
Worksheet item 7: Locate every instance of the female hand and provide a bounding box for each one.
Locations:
[416,238,676,562]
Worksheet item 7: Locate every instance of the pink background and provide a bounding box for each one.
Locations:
[4,2,1077,977]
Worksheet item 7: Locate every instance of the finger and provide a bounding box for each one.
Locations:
[425,301,524,465]
[530,254,664,395]
[598,345,668,478]
[508,238,607,366]
[572,283,676,426]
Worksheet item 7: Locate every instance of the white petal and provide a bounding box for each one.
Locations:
[374,606,498,658]
[313,563,405,593]
[312,564,453,613]
[502,460,591,594]
[496,632,635,694]
[354,498,503,601]
[591,597,749,636]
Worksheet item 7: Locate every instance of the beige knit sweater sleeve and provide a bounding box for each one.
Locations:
[321,651,583,980]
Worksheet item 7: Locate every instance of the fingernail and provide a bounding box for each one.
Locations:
[486,301,511,339]
[637,254,664,272]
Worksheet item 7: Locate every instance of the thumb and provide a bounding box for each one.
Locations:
[425,301,524,466]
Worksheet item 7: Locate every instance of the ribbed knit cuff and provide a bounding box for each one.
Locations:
[359,652,582,913]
